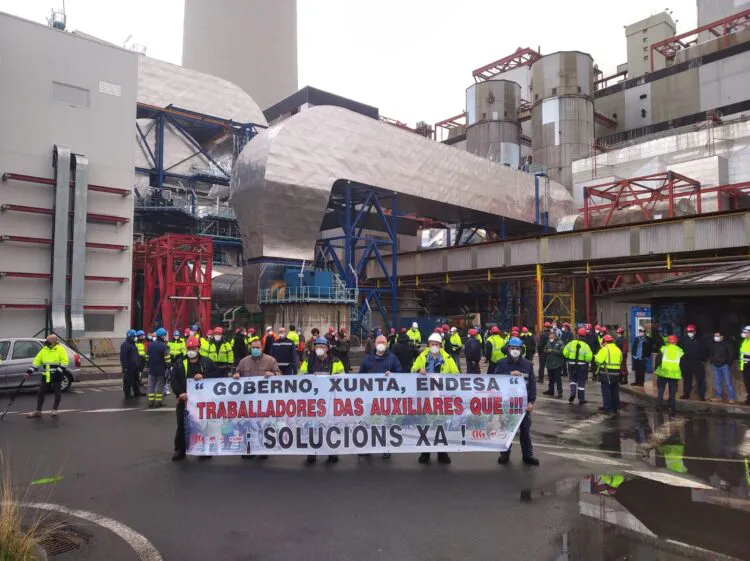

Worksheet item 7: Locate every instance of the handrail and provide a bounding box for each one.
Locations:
[258,286,359,305]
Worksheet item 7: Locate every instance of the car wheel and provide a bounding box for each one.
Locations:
[60,373,73,393]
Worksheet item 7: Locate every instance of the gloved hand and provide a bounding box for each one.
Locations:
[25,367,34,379]
[56,366,64,375]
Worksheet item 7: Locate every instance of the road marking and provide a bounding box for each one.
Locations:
[70,390,84,394]
[19,502,162,561]
[559,414,606,436]
[144,408,176,412]
[739,431,750,455]
[88,388,103,393]
[81,408,138,413]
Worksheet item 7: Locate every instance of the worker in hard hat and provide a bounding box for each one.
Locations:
[446,326,463,367]
[270,326,299,375]
[740,325,750,406]
[24,334,69,418]
[464,329,483,374]
[120,329,141,400]
[595,334,624,416]
[169,329,187,362]
[407,322,422,349]
[655,335,684,416]
[563,328,594,405]
[495,337,539,466]
[233,328,248,366]
[413,333,459,465]
[147,328,171,408]
[542,328,565,398]
[135,330,147,386]
[485,326,506,374]
[170,336,220,462]
[679,324,708,400]
[209,327,234,374]
[584,323,600,355]
[262,326,276,355]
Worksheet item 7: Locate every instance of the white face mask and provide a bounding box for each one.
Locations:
[376,343,387,353]
[562,327,567,332]
[714,336,721,342]
[638,332,644,337]
[743,332,749,339]
[315,348,327,358]
[509,349,521,358]
[429,345,440,354]
[214,335,221,342]
[187,350,198,359]
[687,332,695,338]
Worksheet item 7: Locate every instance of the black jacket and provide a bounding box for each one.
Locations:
[494,356,536,403]
[233,333,248,365]
[680,336,708,362]
[270,338,299,368]
[584,333,600,356]
[537,332,549,357]
[120,338,139,371]
[464,338,482,362]
[709,340,734,366]
[146,339,170,376]
[631,335,654,361]
[521,334,536,360]
[170,357,219,395]
[392,336,417,373]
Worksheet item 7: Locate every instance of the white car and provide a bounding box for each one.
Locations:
[0,338,82,392]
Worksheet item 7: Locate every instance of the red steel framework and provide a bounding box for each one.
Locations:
[142,234,212,334]
[433,112,466,142]
[650,8,750,71]
[582,172,702,228]
[472,47,542,82]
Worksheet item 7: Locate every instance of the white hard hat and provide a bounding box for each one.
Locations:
[743,325,750,332]
[450,327,457,332]
[428,333,442,344]
[265,326,273,332]
[412,322,419,329]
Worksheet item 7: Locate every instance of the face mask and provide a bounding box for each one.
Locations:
[175,336,181,341]
[594,330,600,334]
[187,350,198,359]
[189,331,195,337]
[586,330,591,335]
[251,348,262,358]
[714,336,721,342]
[638,332,644,337]
[429,345,440,354]
[214,335,221,342]
[315,348,327,358]
[279,334,287,339]
[687,332,695,338]
[376,343,387,353]
[562,327,567,332]
[743,333,749,339]
[549,337,555,343]
[509,349,521,358]
[46,342,54,347]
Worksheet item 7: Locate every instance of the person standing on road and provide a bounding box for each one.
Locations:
[169,330,187,362]
[209,327,234,374]
[464,329,483,374]
[262,326,276,355]
[631,327,653,387]
[387,327,397,350]
[331,327,352,372]
[542,330,565,398]
[147,328,170,408]
[709,331,736,403]
[521,327,536,362]
[170,337,219,462]
[24,334,69,418]
[135,330,147,384]
[485,326,506,374]
[655,335,684,416]
[537,322,551,383]
[413,333,459,465]
[584,324,600,356]
[595,335,624,416]
[495,337,539,466]
[563,328,593,405]
[740,326,750,406]
[679,324,708,401]
[392,329,417,373]
[287,324,300,349]
[120,330,142,400]
[269,327,298,375]
[615,328,628,385]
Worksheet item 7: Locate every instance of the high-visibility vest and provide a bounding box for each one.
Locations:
[216,341,234,364]
[168,339,187,360]
[599,474,624,488]
[449,332,463,351]
[411,348,460,374]
[135,341,146,358]
[287,331,300,347]
[739,339,750,370]
[487,335,506,362]
[595,343,623,373]
[32,344,69,382]
[563,340,593,364]
[199,337,210,358]
[245,335,260,347]
[406,329,422,346]
[298,358,345,375]
[659,443,688,473]
[474,333,483,345]
[658,344,684,379]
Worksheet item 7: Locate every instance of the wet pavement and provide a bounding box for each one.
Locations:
[0,383,748,560]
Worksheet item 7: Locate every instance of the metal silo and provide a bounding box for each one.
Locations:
[466,80,522,167]
[530,52,594,192]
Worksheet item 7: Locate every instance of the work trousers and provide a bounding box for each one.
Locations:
[744,364,750,404]
[175,400,187,454]
[600,372,620,412]
[148,372,165,404]
[503,413,533,459]
[547,367,563,396]
[657,377,678,411]
[36,377,62,412]
[712,364,735,401]
[488,360,499,374]
[538,354,546,382]
[279,365,295,376]
[632,359,648,386]
[681,360,706,399]
[466,360,481,374]
[122,367,139,397]
[568,365,588,402]
[620,353,629,384]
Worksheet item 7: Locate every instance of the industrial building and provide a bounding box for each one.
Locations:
[1,0,749,345]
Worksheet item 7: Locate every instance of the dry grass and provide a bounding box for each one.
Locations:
[0,454,60,561]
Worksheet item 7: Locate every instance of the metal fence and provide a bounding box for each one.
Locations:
[258,286,359,305]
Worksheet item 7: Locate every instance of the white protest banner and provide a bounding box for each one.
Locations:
[185,374,527,456]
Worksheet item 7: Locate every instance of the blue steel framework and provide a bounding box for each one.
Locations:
[316,181,398,330]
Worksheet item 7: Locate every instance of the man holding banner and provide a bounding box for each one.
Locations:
[495,337,539,466]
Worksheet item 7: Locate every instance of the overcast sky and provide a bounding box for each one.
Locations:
[5,0,697,125]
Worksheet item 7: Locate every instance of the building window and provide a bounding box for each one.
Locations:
[52,82,90,108]
[84,313,115,333]
[643,36,648,43]
[643,55,648,61]
[640,93,648,100]
[643,46,648,52]
[551,87,557,95]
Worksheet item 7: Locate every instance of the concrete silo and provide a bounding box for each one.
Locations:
[466,80,522,167]
[530,51,594,192]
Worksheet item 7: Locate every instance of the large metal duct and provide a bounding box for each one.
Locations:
[212,273,244,308]
[230,105,575,262]
[466,80,522,167]
[557,199,697,231]
[70,154,88,338]
[530,52,594,192]
[51,145,71,339]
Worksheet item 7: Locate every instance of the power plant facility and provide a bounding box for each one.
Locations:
[2,0,750,346]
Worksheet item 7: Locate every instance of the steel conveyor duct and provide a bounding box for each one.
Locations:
[70,154,88,337]
[51,146,71,339]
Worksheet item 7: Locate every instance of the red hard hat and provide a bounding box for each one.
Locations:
[563,322,571,327]
[235,328,242,334]
[602,335,614,343]
[183,328,191,337]
[248,328,255,334]
[544,321,551,328]
[214,326,223,334]
[521,327,529,333]
[329,326,335,333]
[491,326,500,334]
[577,328,587,337]
[442,324,450,330]
[511,328,519,334]
[616,327,624,334]
[594,324,601,329]
[686,324,696,332]
[186,337,200,349]
[389,327,395,334]
[600,326,607,333]
[339,326,347,333]
[400,327,407,333]
[468,329,477,336]
[668,335,678,344]
[207,329,214,336]
[585,324,592,330]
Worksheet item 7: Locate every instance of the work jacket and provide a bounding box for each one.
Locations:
[411,348,459,374]
[406,328,422,347]
[657,344,684,379]
[359,350,403,374]
[120,339,140,372]
[740,338,750,370]
[543,338,565,370]
[32,343,69,383]
[299,356,345,375]
[146,339,170,376]
[595,343,623,373]
[563,339,593,365]
[494,356,536,403]
[168,339,187,362]
[446,332,463,355]
[486,334,506,362]
[170,357,219,396]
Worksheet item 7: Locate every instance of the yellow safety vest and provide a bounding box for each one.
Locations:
[245,335,260,347]
[563,340,593,363]
[298,358,345,375]
[449,332,463,350]
[135,341,146,358]
[168,339,187,360]
[411,348,460,374]
[215,341,234,364]
[658,344,684,379]
[487,334,506,362]
[739,339,750,369]
[659,443,688,473]
[199,337,210,358]
[595,343,623,372]
[287,331,300,347]
[406,329,422,346]
[32,344,69,382]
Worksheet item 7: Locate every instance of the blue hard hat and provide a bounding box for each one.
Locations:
[173,329,181,338]
[191,324,200,331]
[314,337,329,346]
[508,337,523,348]
[126,329,136,338]
[155,328,168,337]
[136,330,145,337]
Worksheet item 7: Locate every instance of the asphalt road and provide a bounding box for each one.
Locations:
[1,382,749,561]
